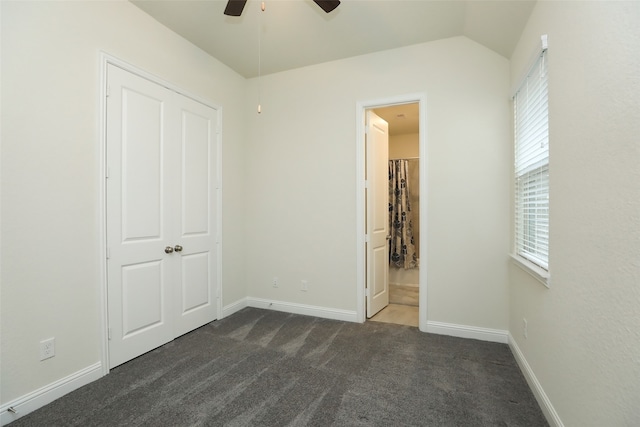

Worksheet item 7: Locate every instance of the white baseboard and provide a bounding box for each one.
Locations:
[246,297,358,323]
[426,320,508,344]
[0,362,103,426]
[222,297,249,319]
[508,334,564,427]
[225,299,506,344]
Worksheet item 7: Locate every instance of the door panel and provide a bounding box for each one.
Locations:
[372,246,387,298]
[366,110,390,318]
[121,260,164,337]
[121,89,163,241]
[180,252,210,313]
[181,110,210,235]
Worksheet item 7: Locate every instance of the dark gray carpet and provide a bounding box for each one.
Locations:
[9,308,547,426]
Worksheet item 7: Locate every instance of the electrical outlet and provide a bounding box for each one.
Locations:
[40,337,55,361]
[301,280,308,292]
[272,277,278,288]
[523,318,528,339]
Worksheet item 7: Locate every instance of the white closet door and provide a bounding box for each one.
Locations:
[106,64,218,368]
[173,94,218,337]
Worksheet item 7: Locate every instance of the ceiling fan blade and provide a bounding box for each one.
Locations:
[313,0,340,13]
[224,0,248,16]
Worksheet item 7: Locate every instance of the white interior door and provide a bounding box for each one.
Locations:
[366,110,390,318]
[173,97,218,337]
[106,64,218,368]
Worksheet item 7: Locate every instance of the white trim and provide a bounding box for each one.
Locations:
[508,334,564,427]
[216,110,224,320]
[426,321,508,344]
[355,93,428,331]
[355,102,366,322]
[98,52,224,372]
[222,297,249,318]
[246,297,358,323]
[0,362,103,426]
[417,96,428,333]
[227,300,505,344]
[100,52,221,110]
[98,53,110,375]
[510,253,550,288]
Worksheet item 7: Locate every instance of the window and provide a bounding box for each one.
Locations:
[513,41,549,276]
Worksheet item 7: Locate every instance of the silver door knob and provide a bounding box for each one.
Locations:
[164,246,174,254]
[174,245,183,252]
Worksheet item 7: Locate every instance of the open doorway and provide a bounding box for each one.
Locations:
[368,103,420,327]
[356,93,428,332]
[356,93,427,331]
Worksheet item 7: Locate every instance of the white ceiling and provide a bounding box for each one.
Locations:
[132,0,536,78]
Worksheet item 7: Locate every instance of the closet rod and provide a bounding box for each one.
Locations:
[389,157,419,160]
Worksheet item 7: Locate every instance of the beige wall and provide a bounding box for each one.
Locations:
[1,0,247,404]
[11,2,633,425]
[389,133,419,159]
[509,2,640,425]
[243,36,511,329]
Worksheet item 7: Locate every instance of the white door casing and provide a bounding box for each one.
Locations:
[106,64,218,368]
[356,95,426,329]
[365,110,390,318]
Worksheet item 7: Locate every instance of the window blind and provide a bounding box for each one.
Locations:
[514,49,549,270]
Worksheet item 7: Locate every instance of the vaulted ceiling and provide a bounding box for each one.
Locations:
[132,0,536,78]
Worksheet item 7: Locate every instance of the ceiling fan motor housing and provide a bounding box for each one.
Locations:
[224,0,340,16]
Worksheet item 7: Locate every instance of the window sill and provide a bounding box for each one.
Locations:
[510,254,550,288]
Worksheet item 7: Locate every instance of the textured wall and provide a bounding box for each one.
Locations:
[509,2,640,425]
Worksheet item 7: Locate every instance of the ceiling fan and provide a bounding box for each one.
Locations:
[224,0,341,16]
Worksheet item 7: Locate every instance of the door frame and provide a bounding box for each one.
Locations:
[98,53,223,374]
[355,93,427,331]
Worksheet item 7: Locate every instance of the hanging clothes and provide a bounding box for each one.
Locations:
[389,160,418,269]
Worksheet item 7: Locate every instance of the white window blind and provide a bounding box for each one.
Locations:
[514,46,549,271]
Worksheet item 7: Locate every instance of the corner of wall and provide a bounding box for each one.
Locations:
[508,334,563,427]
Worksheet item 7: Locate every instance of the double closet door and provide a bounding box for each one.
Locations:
[106,64,219,368]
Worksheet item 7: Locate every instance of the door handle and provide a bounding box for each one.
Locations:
[386,235,392,240]
[174,244,183,252]
[164,246,174,254]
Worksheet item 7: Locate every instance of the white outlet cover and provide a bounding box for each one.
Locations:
[40,338,55,360]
